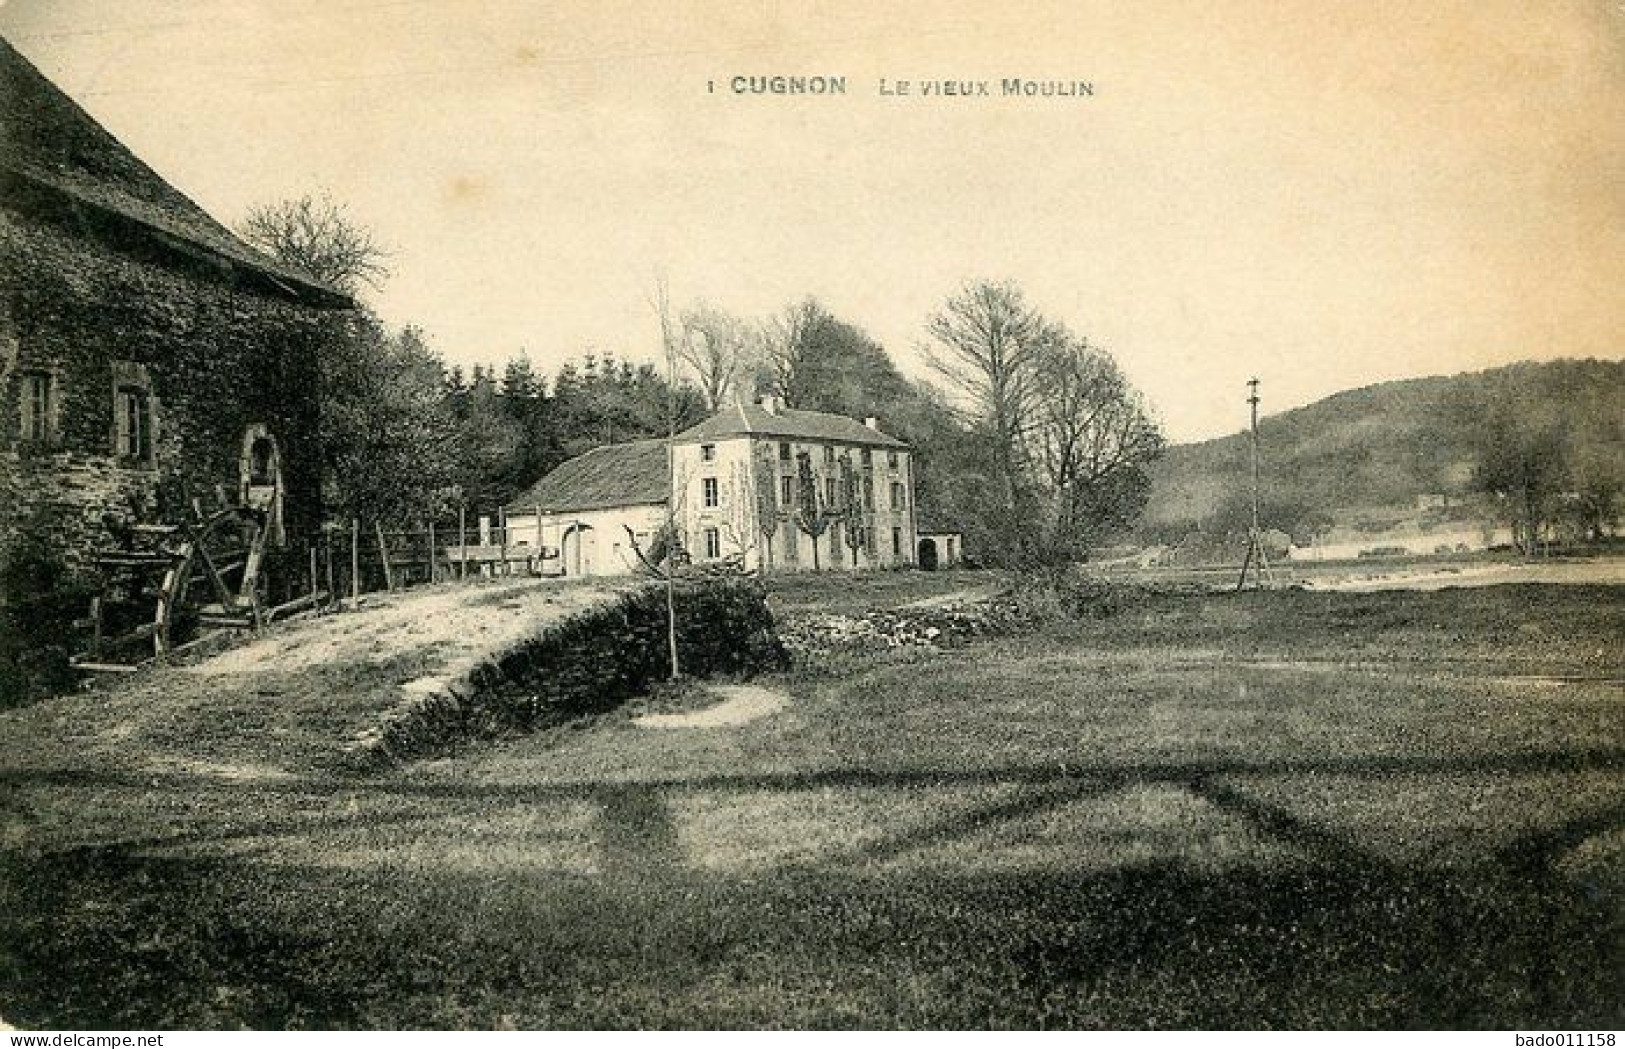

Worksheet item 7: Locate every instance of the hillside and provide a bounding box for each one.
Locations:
[1140,358,1625,539]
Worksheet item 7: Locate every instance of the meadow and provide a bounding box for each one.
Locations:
[0,573,1619,1028]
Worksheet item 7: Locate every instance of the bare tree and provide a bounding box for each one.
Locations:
[677,303,753,410]
[238,194,390,293]
[923,280,1052,559]
[837,454,870,568]
[756,297,826,405]
[646,274,684,677]
[753,442,782,572]
[1028,335,1164,556]
[792,450,830,570]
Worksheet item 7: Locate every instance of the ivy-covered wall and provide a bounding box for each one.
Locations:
[0,205,347,579]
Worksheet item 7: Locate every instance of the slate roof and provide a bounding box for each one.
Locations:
[505,439,670,514]
[0,35,348,307]
[673,403,908,449]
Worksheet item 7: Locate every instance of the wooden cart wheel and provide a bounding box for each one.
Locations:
[154,506,269,654]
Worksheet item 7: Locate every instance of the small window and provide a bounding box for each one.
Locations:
[823,445,836,464]
[778,441,791,461]
[863,476,874,511]
[861,448,873,468]
[780,475,793,506]
[891,481,906,510]
[704,527,721,560]
[19,372,55,444]
[702,477,719,508]
[115,385,152,461]
[888,450,899,468]
[892,527,902,556]
[824,477,837,508]
[701,443,716,462]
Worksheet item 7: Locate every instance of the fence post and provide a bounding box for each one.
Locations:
[349,518,360,607]
[375,521,396,593]
[426,520,437,584]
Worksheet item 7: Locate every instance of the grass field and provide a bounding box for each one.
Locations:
[1,579,1620,1028]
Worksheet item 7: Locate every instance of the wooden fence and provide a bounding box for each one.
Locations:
[310,510,563,609]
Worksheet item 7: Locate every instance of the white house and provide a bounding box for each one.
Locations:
[915,520,965,569]
[502,439,670,578]
[503,399,919,577]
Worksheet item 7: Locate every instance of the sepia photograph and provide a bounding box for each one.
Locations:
[0,0,1621,1033]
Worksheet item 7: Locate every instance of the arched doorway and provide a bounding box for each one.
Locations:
[562,522,594,576]
[917,537,939,571]
[237,423,285,547]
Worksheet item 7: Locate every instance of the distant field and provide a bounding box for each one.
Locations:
[1099,550,1625,593]
[0,582,1620,1028]
[764,566,1006,615]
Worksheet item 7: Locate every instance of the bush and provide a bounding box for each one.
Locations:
[1007,566,1153,619]
[0,518,94,709]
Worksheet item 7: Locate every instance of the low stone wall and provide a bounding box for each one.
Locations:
[340,578,786,769]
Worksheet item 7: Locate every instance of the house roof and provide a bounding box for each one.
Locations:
[674,403,909,449]
[505,439,671,514]
[0,36,349,308]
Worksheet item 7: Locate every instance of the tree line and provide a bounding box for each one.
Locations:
[240,195,1165,564]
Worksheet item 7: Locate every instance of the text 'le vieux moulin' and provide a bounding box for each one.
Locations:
[713,76,1094,98]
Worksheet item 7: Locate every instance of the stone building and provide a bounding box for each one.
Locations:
[0,37,353,582]
[504,398,919,577]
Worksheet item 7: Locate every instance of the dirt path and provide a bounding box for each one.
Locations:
[0,577,633,777]
[900,583,1006,609]
[632,684,790,729]
[1300,559,1625,592]
[190,578,630,677]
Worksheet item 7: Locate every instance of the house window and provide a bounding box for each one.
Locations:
[780,475,793,506]
[863,476,874,511]
[115,385,152,461]
[824,477,837,508]
[823,444,836,464]
[784,522,798,559]
[891,481,906,510]
[704,527,721,560]
[888,450,899,468]
[861,448,873,468]
[702,477,719,508]
[892,527,903,557]
[701,443,716,462]
[19,372,55,444]
[778,441,791,461]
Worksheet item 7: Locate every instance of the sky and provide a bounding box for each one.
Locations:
[2,0,1622,442]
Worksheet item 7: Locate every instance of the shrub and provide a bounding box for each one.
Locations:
[1007,566,1153,619]
[0,517,94,709]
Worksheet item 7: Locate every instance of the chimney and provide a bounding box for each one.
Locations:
[864,416,879,430]
[760,394,781,416]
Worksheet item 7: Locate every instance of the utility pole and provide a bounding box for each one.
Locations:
[1235,377,1274,592]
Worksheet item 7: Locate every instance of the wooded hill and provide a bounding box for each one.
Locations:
[1138,358,1625,541]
